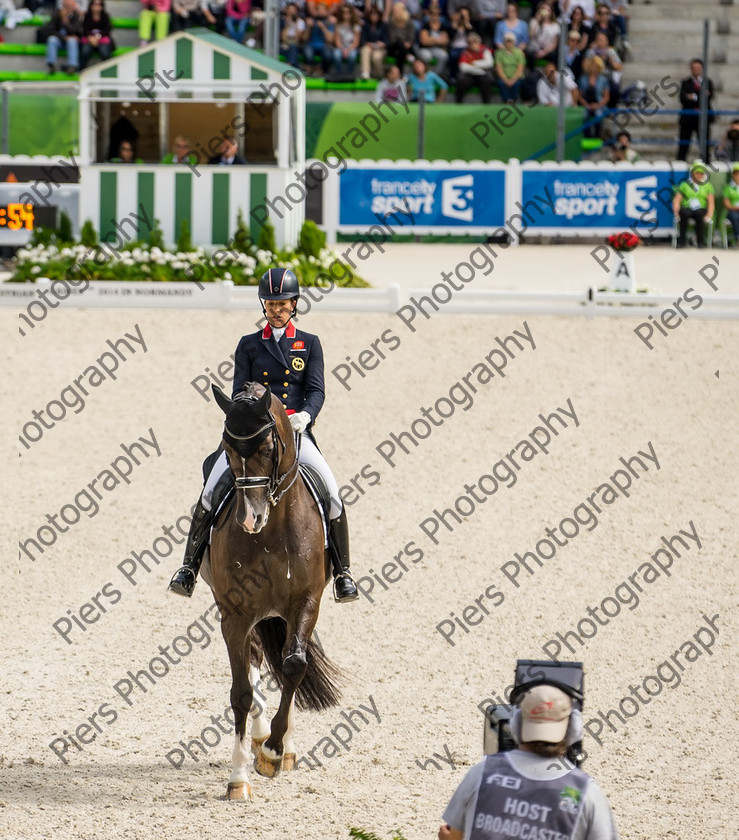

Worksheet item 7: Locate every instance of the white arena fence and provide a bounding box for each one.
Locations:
[2,279,738,319]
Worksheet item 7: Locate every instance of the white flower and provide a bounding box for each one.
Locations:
[31,265,41,274]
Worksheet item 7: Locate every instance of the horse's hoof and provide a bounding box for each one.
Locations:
[282,752,297,771]
[226,781,252,801]
[254,746,282,778]
[251,735,267,756]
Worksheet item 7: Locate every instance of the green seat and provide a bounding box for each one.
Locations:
[581,138,603,152]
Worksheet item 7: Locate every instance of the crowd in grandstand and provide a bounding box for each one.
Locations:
[5,0,738,165]
[5,0,632,120]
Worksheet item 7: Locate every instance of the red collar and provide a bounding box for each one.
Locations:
[261,321,296,340]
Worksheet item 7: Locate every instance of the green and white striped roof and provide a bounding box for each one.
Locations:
[79,28,303,99]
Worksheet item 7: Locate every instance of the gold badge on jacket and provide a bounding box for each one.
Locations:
[291,357,305,371]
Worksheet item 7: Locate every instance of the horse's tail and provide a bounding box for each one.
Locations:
[254,617,343,712]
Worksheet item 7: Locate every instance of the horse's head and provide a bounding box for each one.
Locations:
[213,382,295,534]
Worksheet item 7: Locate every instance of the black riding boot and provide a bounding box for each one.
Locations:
[168,499,212,597]
[328,507,358,602]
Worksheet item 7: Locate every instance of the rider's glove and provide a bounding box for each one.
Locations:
[289,411,311,434]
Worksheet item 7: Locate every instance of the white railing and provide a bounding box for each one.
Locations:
[3,279,738,319]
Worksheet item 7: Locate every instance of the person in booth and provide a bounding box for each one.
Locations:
[168,268,359,603]
[440,684,620,839]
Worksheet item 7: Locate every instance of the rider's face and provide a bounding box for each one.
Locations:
[264,299,295,328]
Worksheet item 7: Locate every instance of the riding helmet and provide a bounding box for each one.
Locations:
[258,267,300,300]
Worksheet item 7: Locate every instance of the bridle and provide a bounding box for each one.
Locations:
[224,408,301,508]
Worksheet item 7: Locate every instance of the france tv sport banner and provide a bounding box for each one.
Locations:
[338,168,506,229]
[521,169,676,231]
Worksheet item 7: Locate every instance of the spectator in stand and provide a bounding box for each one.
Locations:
[455,30,494,103]
[585,30,621,105]
[225,0,251,43]
[163,136,199,164]
[562,0,595,22]
[307,0,341,13]
[447,6,475,82]
[110,139,144,163]
[303,3,334,75]
[208,135,247,164]
[715,117,739,163]
[332,3,361,75]
[421,0,448,24]
[417,6,450,77]
[170,0,204,32]
[139,0,171,45]
[477,0,505,47]
[80,0,114,69]
[45,0,83,74]
[526,2,559,69]
[494,30,525,101]
[375,63,408,102]
[536,61,577,106]
[590,3,618,47]
[280,2,305,64]
[446,0,479,31]
[564,29,583,80]
[359,5,387,79]
[597,0,629,49]
[407,56,448,101]
[202,0,228,33]
[722,162,739,247]
[677,58,715,162]
[567,4,592,49]
[387,0,424,33]
[610,128,640,162]
[386,3,416,73]
[672,161,715,248]
[494,2,527,50]
[575,54,609,137]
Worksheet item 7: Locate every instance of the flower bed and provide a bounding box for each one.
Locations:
[8,217,370,289]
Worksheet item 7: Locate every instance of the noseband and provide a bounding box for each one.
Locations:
[224,408,300,507]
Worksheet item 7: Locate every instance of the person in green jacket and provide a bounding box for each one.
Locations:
[672,160,715,248]
[161,135,198,165]
[722,162,739,246]
[109,139,144,163]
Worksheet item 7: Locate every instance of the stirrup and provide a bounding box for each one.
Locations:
[168,566,197,598]
[333,572,359,603]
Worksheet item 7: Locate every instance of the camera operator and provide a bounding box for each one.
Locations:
[439,684,619,840]
[715,117,739,164]
[610,129,640,163]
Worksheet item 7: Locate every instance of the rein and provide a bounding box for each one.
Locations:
[226,412,301,507]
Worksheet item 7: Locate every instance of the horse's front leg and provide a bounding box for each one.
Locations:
[254,606,316,777]
[224,621,254,800]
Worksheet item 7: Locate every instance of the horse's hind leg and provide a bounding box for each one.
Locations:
[224,624,254,801]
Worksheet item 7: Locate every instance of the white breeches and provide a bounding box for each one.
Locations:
[202,434,342,519]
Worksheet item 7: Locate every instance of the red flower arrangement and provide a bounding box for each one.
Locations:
[607,232,641,252]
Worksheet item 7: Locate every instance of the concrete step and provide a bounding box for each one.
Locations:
[623,63,739,94]
[628,18,729,34]
[104,0,143,16]
[633,6,736,20]
[0,49,134,74]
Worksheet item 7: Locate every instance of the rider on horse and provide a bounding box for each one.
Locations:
[168,267,359,603]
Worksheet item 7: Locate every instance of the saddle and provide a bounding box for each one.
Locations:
[298,463,331,547]
[207,458,330,548]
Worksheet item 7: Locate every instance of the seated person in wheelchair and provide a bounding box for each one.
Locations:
[672,161,715,249]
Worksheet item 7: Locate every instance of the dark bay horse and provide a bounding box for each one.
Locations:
[205,382,342,800]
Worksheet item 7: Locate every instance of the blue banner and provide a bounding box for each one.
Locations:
[521,170,677,229]
[339,168,506,228]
